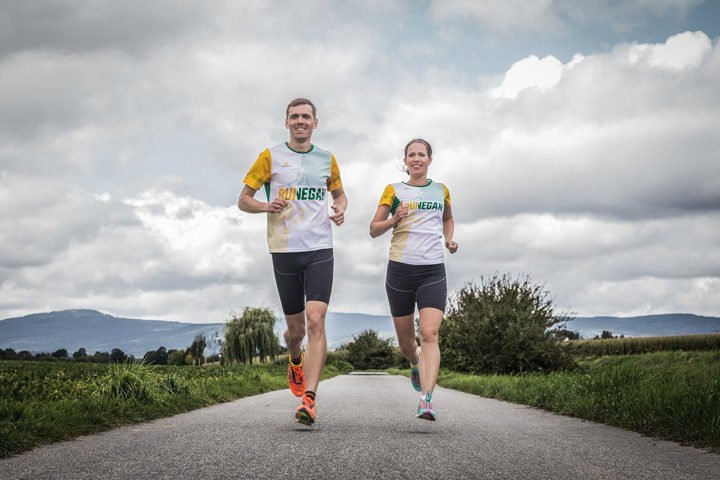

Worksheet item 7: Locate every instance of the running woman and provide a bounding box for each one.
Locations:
[238,98,348,425]
[369,138,458,421]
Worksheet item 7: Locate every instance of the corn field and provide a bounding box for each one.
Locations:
[563,333,720,356]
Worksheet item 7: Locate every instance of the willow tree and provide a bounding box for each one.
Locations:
[189,334,207,366]
[223,307,280,365]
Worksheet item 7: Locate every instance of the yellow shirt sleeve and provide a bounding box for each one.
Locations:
[378,184,396,207]
[243,149,272,191]
[328,155,343,192]
[442,183,451,204]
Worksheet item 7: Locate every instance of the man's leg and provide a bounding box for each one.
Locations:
[283,312,306,360]
[302,300,328,392]
[284,311,307,398]
[294,249,333,425]
[293,301,326,426]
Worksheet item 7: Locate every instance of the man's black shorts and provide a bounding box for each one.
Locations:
[385,260,447,317]
[271,248,334,315]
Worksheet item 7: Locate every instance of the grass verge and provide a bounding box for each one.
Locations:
[431,350,720,452]
[0,360,350,458]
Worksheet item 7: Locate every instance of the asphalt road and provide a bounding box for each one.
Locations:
[2,373,719,479]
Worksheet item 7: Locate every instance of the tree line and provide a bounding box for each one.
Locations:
[0,334,212,365]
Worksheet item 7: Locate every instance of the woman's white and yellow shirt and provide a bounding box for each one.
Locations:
[244,143,343,253]
[378,180,450,265]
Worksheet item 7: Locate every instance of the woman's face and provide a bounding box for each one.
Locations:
[404,142,432,176]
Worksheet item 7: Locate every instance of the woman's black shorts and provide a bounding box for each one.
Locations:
[271,248,334,315]
[385,260,447,317]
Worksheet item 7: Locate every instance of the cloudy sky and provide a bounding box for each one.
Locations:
[1,0,719,324]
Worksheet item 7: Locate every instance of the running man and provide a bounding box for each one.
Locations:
[238,98,348,425]
[369,138,458,421]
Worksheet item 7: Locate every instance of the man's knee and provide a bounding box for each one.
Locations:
[285,327,305,345]
[305,310,326,337]
[285,313,306,342]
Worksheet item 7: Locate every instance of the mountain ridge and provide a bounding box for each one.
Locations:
[1,309,719,356]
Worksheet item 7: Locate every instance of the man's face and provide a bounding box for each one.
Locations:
[285,104,318,143]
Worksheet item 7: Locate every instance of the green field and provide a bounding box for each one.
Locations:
[434,350,720,452]
[563,333,720,356]
[0,360,350,458]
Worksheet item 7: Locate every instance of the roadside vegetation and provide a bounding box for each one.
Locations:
[0,359,350,458]
[0,307,352,458]
[342,274,720,452]
[436,351,720,451]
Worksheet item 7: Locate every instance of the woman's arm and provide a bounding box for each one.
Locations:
[369,204,407,238]
[443,202,458,253]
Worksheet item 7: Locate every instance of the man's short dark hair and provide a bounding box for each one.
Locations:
[286,98,317,118]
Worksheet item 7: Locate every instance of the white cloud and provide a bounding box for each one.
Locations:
[493,55,565,98]
[0,1,718,323]
[627,31,712,70]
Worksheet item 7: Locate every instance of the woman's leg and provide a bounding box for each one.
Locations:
[392,314,420,365]
[417,307,443,396]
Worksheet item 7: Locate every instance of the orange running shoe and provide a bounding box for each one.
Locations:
[295,394,316,425]
[287,351,305,397]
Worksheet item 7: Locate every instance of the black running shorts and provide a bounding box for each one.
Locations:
[385,260,447,317]
[271,248,334,315]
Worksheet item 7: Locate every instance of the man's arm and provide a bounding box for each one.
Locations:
[329,187,348,226]
[238,185,287,214]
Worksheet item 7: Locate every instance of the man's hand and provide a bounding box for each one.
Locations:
[445,239,458,254]
[329,204,345,226]
[267,198,288,213]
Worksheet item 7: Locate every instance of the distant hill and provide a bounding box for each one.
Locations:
[565,314,720,339]
[0,309,223,356]
[0,309,393,356]
[1,309,719,356]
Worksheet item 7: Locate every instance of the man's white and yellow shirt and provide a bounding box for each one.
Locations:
[244,143,343,253]
[378,180,450,265]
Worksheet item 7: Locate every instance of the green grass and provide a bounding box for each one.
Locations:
[432,350,720,451]
[0,360,350,458]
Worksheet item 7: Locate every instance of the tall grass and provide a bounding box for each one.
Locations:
[0,360,351,458]
[437,350,720,451]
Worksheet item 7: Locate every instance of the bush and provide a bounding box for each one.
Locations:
[325,350,354,373]
[440,274,575,374]
[342,329,395,370]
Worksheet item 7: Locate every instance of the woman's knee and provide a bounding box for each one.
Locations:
[419,327,438,344]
